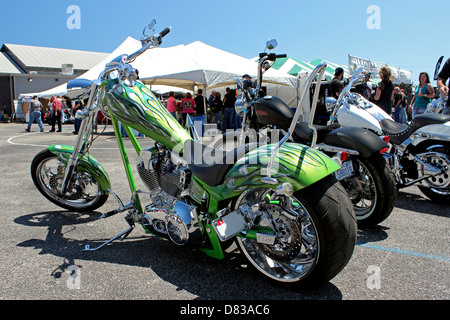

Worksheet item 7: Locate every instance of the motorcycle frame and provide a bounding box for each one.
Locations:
[63,84,228,258]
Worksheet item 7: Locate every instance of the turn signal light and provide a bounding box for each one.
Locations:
[382,136,390,144]
[380,147,389,154]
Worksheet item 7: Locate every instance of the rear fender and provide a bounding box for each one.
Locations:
[196,142,340,201]
[48,145,111,191]
[323,127,388,158]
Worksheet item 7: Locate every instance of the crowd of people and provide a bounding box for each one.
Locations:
[26,58,450,135]
[330,58,450,125]
[166,87,242,133]
[25,95,85,135]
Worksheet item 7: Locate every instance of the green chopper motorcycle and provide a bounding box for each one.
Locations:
[30,22,356,287]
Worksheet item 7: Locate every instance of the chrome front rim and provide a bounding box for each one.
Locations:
[37,156,102,209]
[236,189,319,283]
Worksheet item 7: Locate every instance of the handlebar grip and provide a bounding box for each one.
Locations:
[276,54,287,59]
[160,27,171,38]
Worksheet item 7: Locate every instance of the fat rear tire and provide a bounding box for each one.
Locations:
[296,176,357,287]
[236,176,357,288]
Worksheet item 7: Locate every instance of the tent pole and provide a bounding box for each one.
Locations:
[203,83,207,122]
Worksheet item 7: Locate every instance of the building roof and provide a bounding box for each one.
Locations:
[0,52,24,74]
[1,43,109,72]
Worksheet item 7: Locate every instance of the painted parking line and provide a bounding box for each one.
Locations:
[357,243,450,262]
[6,132,119,150]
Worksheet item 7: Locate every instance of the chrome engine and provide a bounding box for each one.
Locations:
[137,146,203,247]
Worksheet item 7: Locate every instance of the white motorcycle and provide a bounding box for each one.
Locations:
[327,71,450,203]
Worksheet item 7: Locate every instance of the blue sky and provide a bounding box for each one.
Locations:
[1,0,448,85]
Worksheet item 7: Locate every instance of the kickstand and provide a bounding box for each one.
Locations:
[84,225,135,252]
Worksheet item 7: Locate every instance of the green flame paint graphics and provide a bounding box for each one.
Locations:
[105,80,192,150]
[192,142,341,202]
[48,144,111,191]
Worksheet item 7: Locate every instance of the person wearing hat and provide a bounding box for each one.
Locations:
[328,67,344,99]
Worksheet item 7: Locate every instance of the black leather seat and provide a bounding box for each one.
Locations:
[183,140,256,187]
[381,113,450,145]
[293,122,341,142]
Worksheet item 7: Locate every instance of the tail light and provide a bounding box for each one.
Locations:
[339,151,349,162]
[380,136,390,154]
[332,151,349,166]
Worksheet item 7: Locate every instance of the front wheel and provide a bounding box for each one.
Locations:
[31,149,109,212]
[339,154,397,227]
[235,176,357,287]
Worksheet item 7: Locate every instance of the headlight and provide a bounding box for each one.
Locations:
[235,99,247,116]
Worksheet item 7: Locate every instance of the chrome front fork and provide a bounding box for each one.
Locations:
[61,83,99,194]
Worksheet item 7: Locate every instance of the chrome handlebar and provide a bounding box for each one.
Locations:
[98,27,171,84]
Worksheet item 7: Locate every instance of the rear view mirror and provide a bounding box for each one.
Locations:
[265,39,278,51]
[141,19,157,47]
[143,19,157,37]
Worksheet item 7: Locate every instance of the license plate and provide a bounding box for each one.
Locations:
[334,161,355,181]
[212,210,247,242]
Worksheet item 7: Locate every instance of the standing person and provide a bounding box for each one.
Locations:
[222,88,237,131]
[409,72,434,118]
[208,90,216,123]
[181,92,196,127]
[167,91,178,119]
[194,89,207,135]
[211,92,223,131]
[25,96,45,132]
[393,87,407,124]
[194,89,207,116]
[208,90,216,110]
[49,96,63,132]
[72,101,83,135]
[233,89,242,129]
[437,58,450,114]
[328,67,344,99]
[374,66,395,116]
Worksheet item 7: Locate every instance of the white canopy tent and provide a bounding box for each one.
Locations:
[140,41,298,88]
[20,37,302,110]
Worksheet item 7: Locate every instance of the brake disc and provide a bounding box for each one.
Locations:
[49,173,83,200]
[259,204,303,261]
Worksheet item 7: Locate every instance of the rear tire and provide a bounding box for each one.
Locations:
[340,154,397,227]
[235,176,357,287]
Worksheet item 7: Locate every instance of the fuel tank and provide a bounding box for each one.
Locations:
[104,79,192,152]
[252,96,294,127]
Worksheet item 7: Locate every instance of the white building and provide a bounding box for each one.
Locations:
[0,43,109,119]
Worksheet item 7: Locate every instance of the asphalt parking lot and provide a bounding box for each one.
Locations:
[0,122,448,303]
